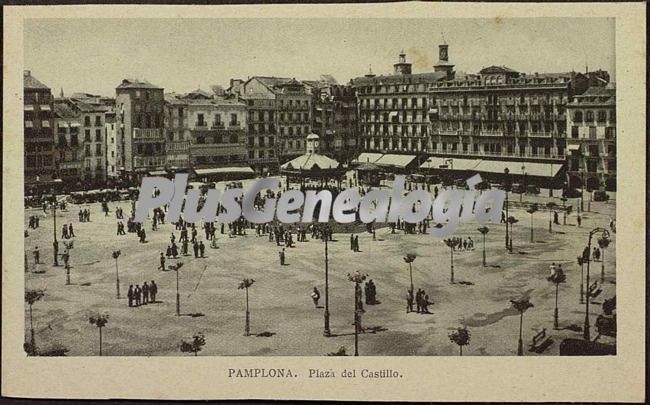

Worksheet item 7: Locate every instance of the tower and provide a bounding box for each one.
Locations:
[393,50,412,75]
[306,133,320,154]
[434,43,455,79]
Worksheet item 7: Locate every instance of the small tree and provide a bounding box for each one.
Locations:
[477,226,489,267]
[448,326,471,356]
[526,203,539,243]
[180,332,206,356]
[238,278,255,336]
[510,298,534,356]
[89,312,109,356]
[547,269,567,329]
[403,253,416,293]
[25,289,45,355]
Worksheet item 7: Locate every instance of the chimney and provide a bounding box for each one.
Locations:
[24,70,31,77]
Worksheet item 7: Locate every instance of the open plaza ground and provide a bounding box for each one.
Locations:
[23,175,616,356]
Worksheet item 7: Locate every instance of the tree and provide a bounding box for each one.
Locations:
[112,250,121,299]
[477,226,489,267]
[89,312,109,356]
[547,268,567,329]
[526,203,538,243]
[448,326,471,356]
[510,298,534,355]
[443,239,459,283]
[238,278,255,336]
[180,332,206,356]
[403,253,416,293]
[25,289,45,355]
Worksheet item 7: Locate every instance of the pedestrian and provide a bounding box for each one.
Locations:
[142,281,150,304]
[193,241,199,258]
[279,248,286,265]
[69,223,75,237]
[406,289,414,313]
[354,235,360,252]
[158,252,166,271]
[127,285,134,307]
[150,280,157,303]
[350,234,354,250]
[134,285,142,306]
[311,287,320,307]
[553,212,559,225]
[199,241,205,258]
[549,262,556,277]
[577,215,582,227]
[33,246,40,264]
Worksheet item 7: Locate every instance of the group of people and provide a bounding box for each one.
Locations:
[127,280,158,307]
[406,288,433,314]
[78,208,91,222]
[349,234,361,252]
[27,215,40,229]
[61,223,76,239]
[364,279,378,305]
[445,236,474,251]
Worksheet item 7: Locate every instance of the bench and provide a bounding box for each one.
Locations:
[528,328,554,353]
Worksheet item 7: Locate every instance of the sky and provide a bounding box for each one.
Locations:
[24,18,615,97]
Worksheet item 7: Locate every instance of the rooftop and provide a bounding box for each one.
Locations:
[116,79,163,90]
[24,70,50,90]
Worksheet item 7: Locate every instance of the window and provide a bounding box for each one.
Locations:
[229,134,238,143]
[589,126,597,139]
[70,134,79,146]
[197,114,205,126]
[230,114,238,125]
[597,110,607,123]
[571,126,579,138]
[95,129,102,142]
[84,116,91,126]
[196,136,205,144]
[85,129,91,141]
[85,144,91,155]
[248,137,254,147]
[95,144,102,155]
[249,151,254,159]
[585,111,594,122]
[259,137,265,147]
[95,116,102,126]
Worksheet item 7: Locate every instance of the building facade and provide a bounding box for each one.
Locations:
[307,82,359,163]
[240,94,279,175]
[163,93,191,170]
[566,85,616,191]
[53,100,83,186]
[24,70,56,189]
[115,79,166,181]
[350,50,447,154]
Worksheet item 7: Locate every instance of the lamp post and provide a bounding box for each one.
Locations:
[560,195,567,225]
[580,170,585,213]
[477,226,489,267]
[583,227,610,341]
[546,202,557,233]
[444,239,458,283]
[520,165,526,202]
[112,250,121,299]
[504,168,510,250]
[323,235,331,337]
[347,272,368,356]
[577,256,585,304]
[511,298,534,356]
[598,236,610,283]
[507,216,518,252]
[51,189,59,267]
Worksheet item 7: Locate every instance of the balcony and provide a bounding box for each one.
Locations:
[479,130,504,137]
[211,122,225,129]
[437,129,459,136]
[133,128,164,140]
[527,131,553,138]
[195,122,208,128]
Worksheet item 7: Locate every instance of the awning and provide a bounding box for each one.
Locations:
[419,157,448,170]
[439,158,481,171]
[148,170,168,176]
[375,154,416,169]
[24,105,34,111]
[567,144,581,151]
[473,160,563,177]
[194,167,255,176]
[70,122,81,128]
[25,121,33,128]
[354,152,383,164]
[40,105,51,111]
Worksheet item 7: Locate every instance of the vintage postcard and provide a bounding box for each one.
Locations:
[2,2,646,402]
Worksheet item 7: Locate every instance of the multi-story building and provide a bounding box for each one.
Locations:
[24,70,56,190]
[240,93,279,175]
[105,110,118,181]
[75,100,111,184]
[238,76,312,163]
[115,79,166,182]
[53,100,83,186]
[163,93,191,170]
[350,50,447,154]
[306,80,358,163]
[566,85,616,191]
[183,92,248,179]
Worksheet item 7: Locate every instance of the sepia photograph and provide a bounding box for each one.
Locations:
[3,3,646,402]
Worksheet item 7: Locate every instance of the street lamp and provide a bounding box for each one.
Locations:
[520,165,526,203]
[477,226,489,267]
[598,236,610,283]
[560,195,568,226]
[347,271,368,356]
[443,239,458,283]
[503,168,511,250]
[323,234,331,337]
[583,227,610,341]
[112,250,121,299]
[50,188,59,267]
[577,256,585,304]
